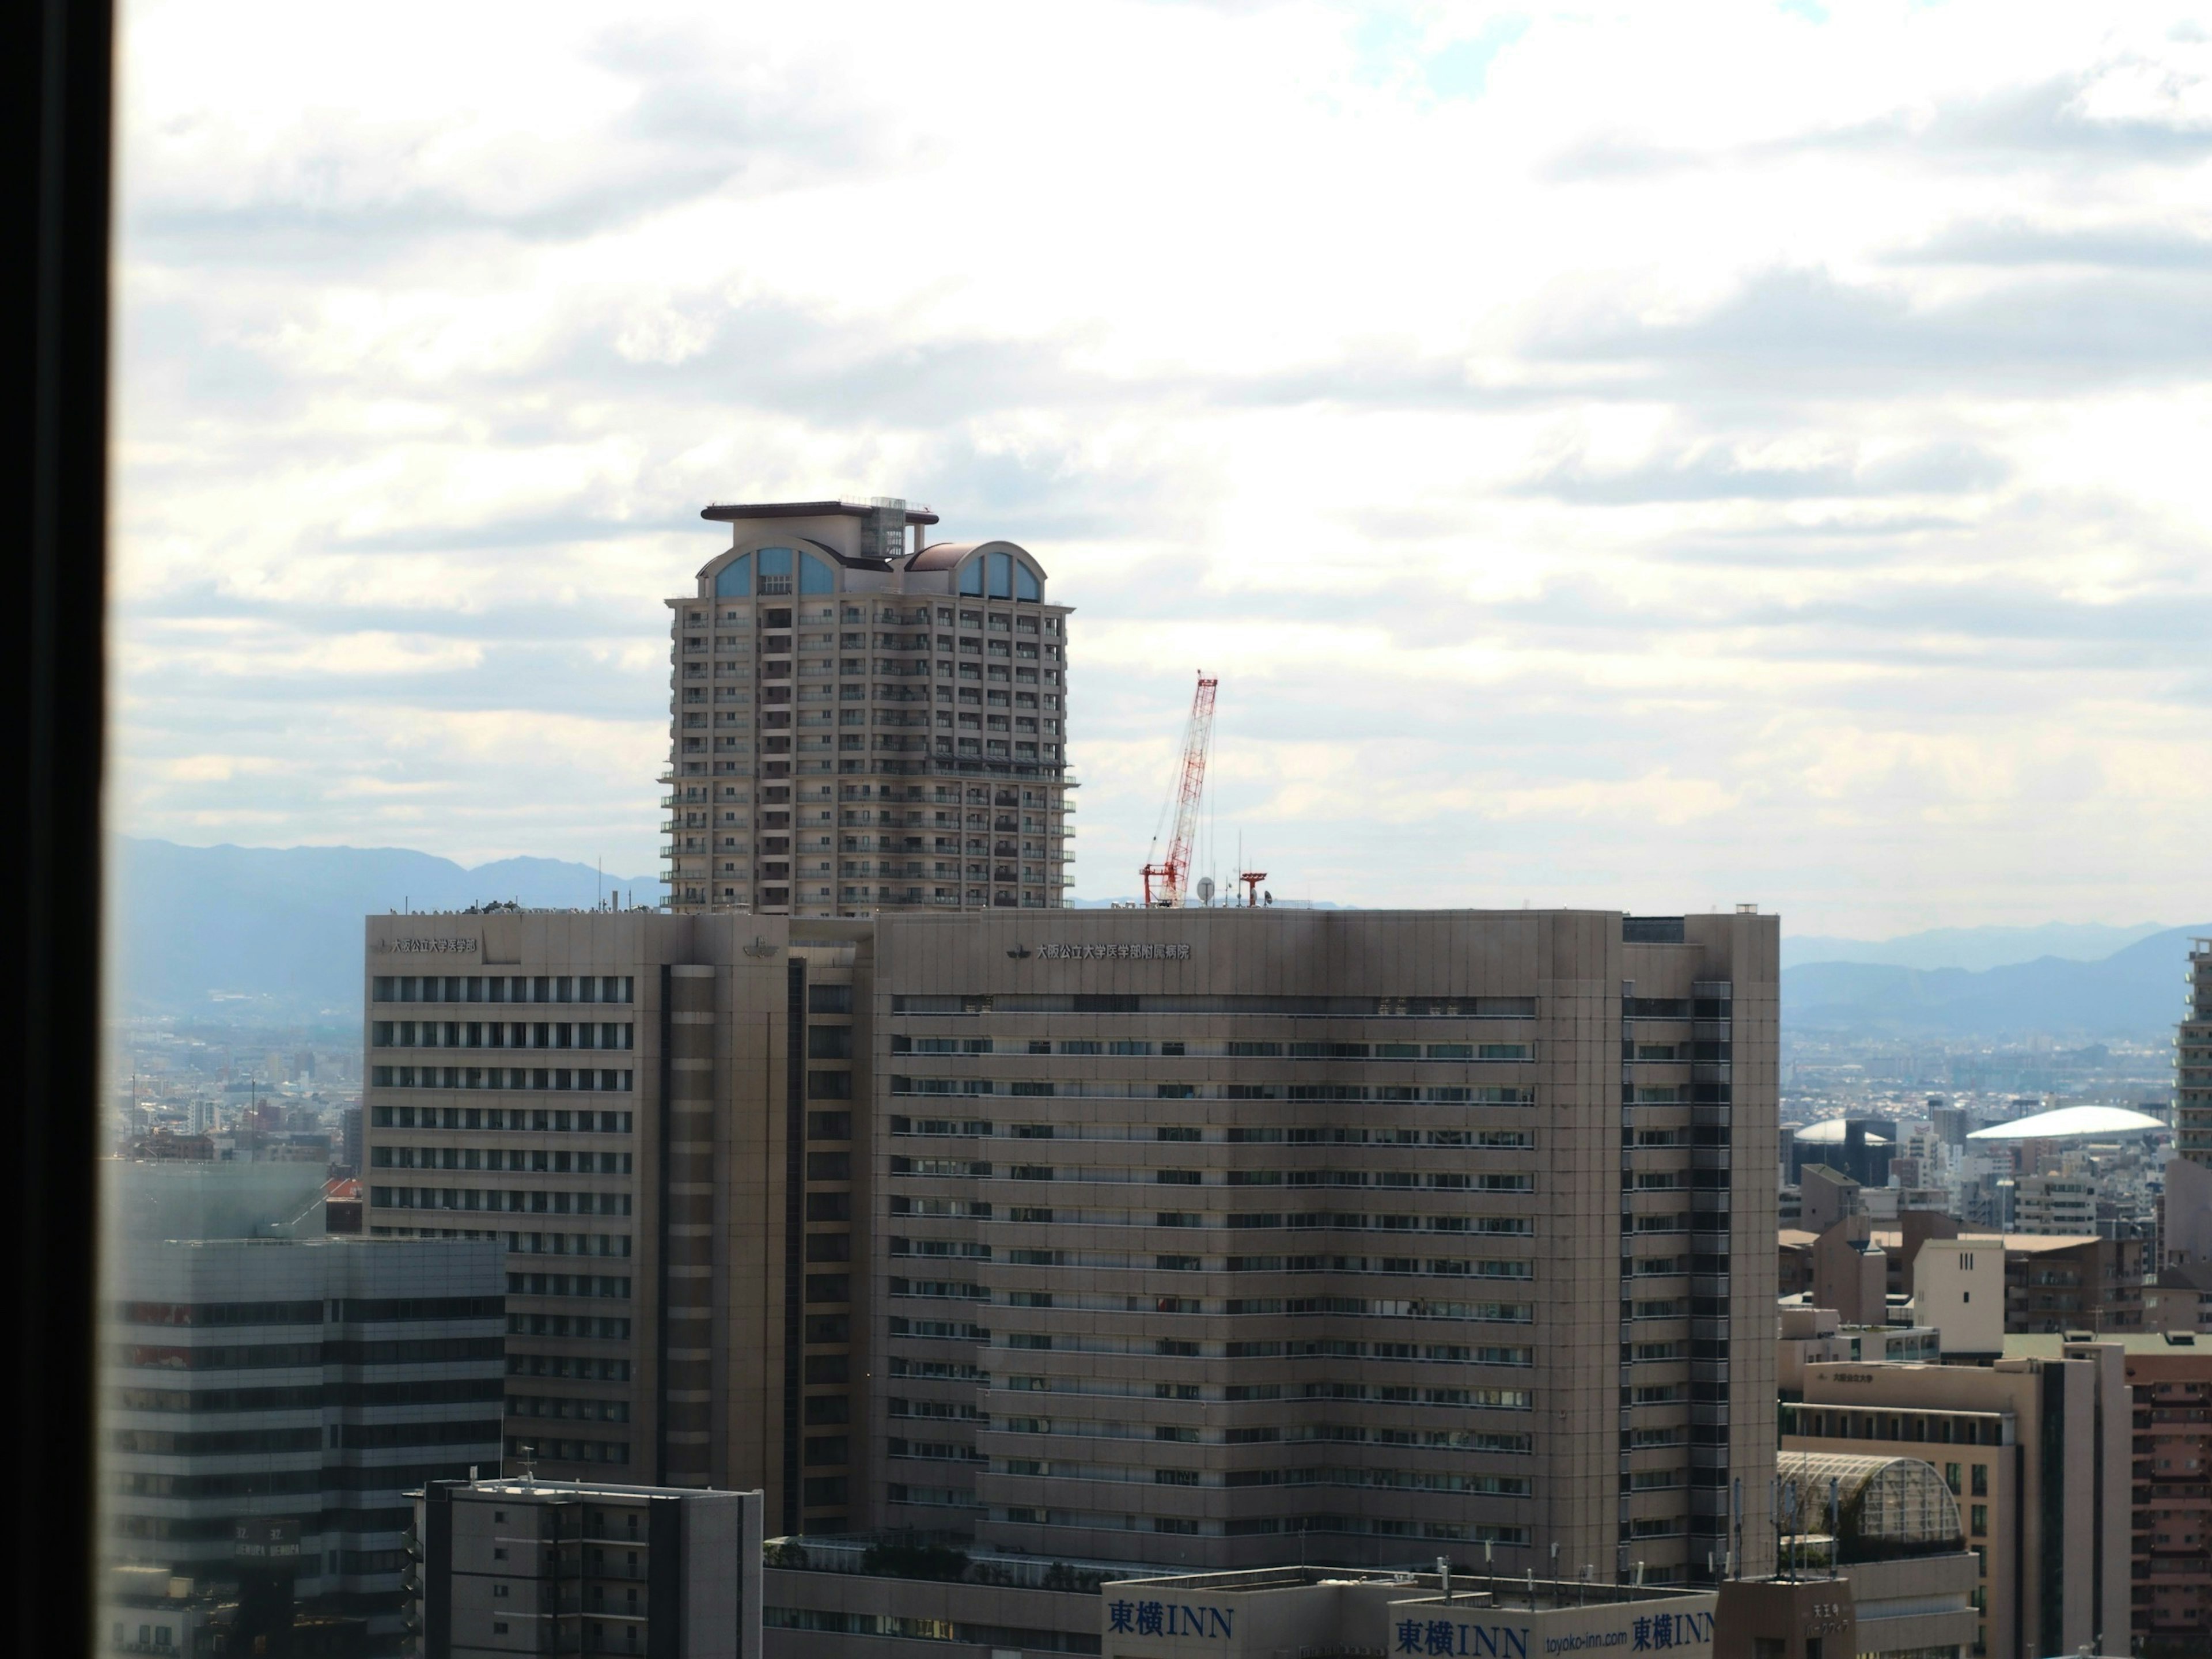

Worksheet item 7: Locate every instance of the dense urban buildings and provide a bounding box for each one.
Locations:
[362,904,1781,1590]
[413,1476,764,1659]
[1779,1341,2133,1659]
[105,1237,505,1653]
[663,498,1074,917]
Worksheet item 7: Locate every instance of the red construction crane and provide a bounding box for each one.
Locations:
[1141,672,1218,908]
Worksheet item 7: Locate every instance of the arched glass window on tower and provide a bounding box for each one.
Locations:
[1014,560,1041,602]
[714,554,752,598]
[800,550,836,595]
[959,556,985,597]
[989,551,1013,599]
[756,546,795,595]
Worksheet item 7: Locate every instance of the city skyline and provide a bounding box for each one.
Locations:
[107,1,2212,937]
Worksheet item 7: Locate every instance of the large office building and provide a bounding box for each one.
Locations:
[104,1237,505,1652]
[363,904,1778,1588]
[663,497,1074,917]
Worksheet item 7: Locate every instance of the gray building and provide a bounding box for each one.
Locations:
[363,905,1779,1589]
[105,1237,505,1652]
[414,1477,763,1659]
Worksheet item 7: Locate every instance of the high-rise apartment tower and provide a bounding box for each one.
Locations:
[664,498,1074,917]
[2178,937,2211,1165]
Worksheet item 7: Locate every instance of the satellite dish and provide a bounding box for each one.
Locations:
[1195,876,1215,904]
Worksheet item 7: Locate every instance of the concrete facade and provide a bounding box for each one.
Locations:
[362,906,1780,1590]
[2011,1331,2212,1656]
[1780,1352,2131,1659]
[664,499,1073,918]
[866,907,1779,1583]
[1911,1237,2006,1359]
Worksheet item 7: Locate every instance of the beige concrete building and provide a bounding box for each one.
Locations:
[363,910,868,1537]
[1908,1234,2008,1359]
[363,905,1779,1594]
[663,498,1073,917]
[1780,1348,2131,1659]
[1776,1307,1939,1399]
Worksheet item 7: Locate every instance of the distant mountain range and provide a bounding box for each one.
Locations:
[108,838,2202,1039]
[1778,921,2168,973]
[1781,923,2208,1041]
[113,839,661,1023]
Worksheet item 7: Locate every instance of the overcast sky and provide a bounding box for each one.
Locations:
[112,0,2212,934]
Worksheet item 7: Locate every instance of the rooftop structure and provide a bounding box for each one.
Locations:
[1772,1452,1964,1563]
[1717,1450,1978,1659]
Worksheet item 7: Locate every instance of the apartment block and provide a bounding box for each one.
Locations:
[2003,1331,2212,1657]
[1780,1345,2131,1659]
[2003,1233,2145,1334]
[104,1237,505,1652]
[415,1476,764,1659]
[664,498,1073,917]
[363,906,1779,1590]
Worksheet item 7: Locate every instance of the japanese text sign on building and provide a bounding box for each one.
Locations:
[1108,1599,1233,1638]
[1037,942,1191,961]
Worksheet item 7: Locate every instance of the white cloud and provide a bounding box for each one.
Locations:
[109,0,2212,933]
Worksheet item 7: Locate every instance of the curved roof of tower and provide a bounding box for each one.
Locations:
[1968,1104,2168,1141]
[907,539,1037,573]
[700,499,939,525]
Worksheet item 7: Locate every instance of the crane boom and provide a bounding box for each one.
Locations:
[1141,673,1218,907]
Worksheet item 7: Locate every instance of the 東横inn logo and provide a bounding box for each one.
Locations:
[1107,1598,1232,1638]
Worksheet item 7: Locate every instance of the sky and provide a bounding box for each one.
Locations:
[112,0,2212,935]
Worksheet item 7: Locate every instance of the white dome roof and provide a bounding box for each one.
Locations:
[1793,1119,1891,1145]
[1968,1104,2168,1141]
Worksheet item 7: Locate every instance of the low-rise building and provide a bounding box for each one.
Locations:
[1777,1307,1939,1400]
[414,1476,764,1659]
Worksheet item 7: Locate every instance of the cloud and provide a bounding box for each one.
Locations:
[107,0,2212,934]
[1513,441,2012,505]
